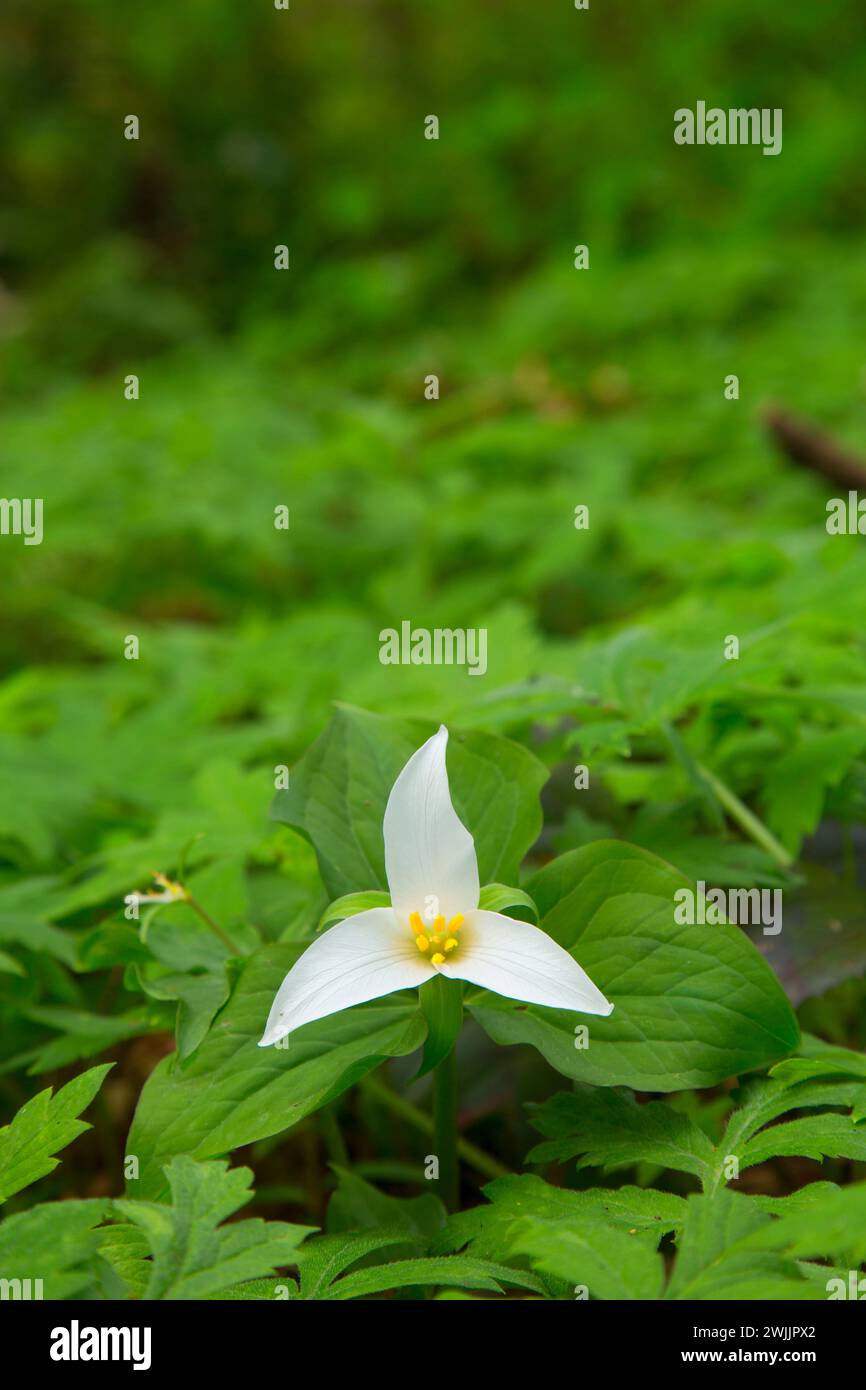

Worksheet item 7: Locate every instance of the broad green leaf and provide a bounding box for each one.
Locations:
[125,943,426,1197]
[526,1087,716,1184]
[115,1156,313,1300]
[271,705,547,898]
[472,842,799,1090]
[0,1063,112,1202]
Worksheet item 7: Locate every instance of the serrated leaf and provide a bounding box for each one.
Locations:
[527,1087,716,1183]
[665,1189,819,1300]
[509,1213,665,1300]
[0,1199,109,1299]
[0,1063,112,1202]
[114,1155,313,1300]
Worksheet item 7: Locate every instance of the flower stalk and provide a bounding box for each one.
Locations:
[432,1045,460,1212]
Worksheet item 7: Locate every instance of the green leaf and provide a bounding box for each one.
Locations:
[317,890,390,932]
[134,963,238,1062]
[434,1174,686,1272]
[415,975,463,1078]
[477,883,538,921]
[326,1167,446,1241]
[114,1156,313,1300]
[472,841,799,1091]
[0,1199,110,1298]
[527,1088,716,1184]
[763,730,866,853]
[271,705,547,898]
[738,1112,866,1168]
[324,1254,542,1300]
[125,943,426,1197]
[509,1213,665,1300]
[95,1223,152,1300]
[740,1180,866,1266]
[665,1189,818,1300]
[293,1229,417,1299]
[0,1063,112,1202]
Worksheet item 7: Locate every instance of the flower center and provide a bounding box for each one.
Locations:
[409,911,464,966]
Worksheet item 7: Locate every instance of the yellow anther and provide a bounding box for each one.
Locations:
[409,911,424,932]
[447,914,464,932]
[431,952,445,965]
[415,934,430,952]
[432,915,446,934]
[444,938,458,952]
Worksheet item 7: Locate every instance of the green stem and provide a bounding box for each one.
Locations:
[359,1074,508,1182]
[432,1046,460,1211]
[186,894,244,955]
[696,763,794,870]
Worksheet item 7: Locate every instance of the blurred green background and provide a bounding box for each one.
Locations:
[3,0,866,1034]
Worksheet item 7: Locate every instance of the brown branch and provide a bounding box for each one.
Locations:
[763,403,866,491]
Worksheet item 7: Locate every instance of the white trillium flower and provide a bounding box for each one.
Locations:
[259,725,613,1046]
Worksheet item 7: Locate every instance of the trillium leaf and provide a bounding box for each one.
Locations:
[0,1062,112,1203]
[125,943,426,1197]
[472,842,799,1091]
[271,705,547,898]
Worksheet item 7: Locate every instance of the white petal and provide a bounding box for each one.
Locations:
[258,908,435,1044]
[437,910,613,1016]
[383,725,479,926]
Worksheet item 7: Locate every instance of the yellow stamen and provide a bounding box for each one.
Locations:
[432,914,446,934]
[415,934,429,952]
[443,938,458,952]
[431,952,445,965]
[409,911,425,932]
[447,914,464,932]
